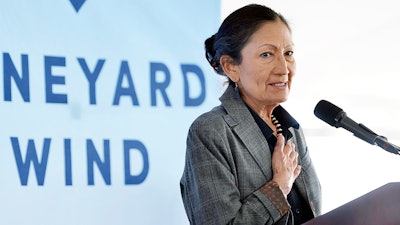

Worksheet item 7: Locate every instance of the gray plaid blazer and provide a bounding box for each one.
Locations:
[180,85,322,225]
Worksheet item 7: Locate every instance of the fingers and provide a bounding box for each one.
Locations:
[289,143,298,161]
[276,136,298,165]
[276,134,285,150]
[285,141,300,174]
[293,165,302,179]
[271,137,302,196]
[271,136,302,195]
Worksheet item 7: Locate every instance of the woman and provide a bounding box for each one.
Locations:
[180,4,321,225]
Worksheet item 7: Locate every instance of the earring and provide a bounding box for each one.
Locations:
[234,82,238,91]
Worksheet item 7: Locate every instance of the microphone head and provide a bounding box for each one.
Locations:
[314,100,344,127]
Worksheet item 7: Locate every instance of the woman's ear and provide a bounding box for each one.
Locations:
[220,55,239,83]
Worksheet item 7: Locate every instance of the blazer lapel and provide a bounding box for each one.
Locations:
[220,85,273,179]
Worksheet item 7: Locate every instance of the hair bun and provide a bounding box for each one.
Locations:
[204,34,219,72]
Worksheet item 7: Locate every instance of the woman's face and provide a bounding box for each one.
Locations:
[234,20,295,110]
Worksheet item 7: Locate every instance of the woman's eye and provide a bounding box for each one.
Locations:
[285,51,294,56]
[260,52,272,57]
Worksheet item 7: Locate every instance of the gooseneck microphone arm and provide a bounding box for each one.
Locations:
[314,100,400,155]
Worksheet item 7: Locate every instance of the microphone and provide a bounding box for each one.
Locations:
[314,100,400,155]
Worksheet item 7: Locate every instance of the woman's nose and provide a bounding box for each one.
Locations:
[274,54,290,75]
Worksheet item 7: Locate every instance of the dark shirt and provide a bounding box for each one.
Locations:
[246,104,314,224]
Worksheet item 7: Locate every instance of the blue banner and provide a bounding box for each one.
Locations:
[0,1,221,224]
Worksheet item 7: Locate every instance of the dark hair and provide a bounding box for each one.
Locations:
[205,4,290,83]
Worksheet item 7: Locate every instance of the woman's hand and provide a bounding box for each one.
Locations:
[271,134,301,197]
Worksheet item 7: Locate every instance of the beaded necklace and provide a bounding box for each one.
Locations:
[271,115,283,136]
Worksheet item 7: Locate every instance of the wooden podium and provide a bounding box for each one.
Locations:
[303,182,400,225]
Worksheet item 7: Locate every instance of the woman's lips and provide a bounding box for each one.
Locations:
[270,82,287,87]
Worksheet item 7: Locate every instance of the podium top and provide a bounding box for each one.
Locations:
[303,182,400,225]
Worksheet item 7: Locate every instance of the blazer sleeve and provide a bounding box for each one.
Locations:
[180,117,289,225]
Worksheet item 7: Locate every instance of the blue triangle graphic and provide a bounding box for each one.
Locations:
[70,0,86,13]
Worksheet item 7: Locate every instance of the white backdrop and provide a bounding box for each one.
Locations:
[223,0,400,214]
